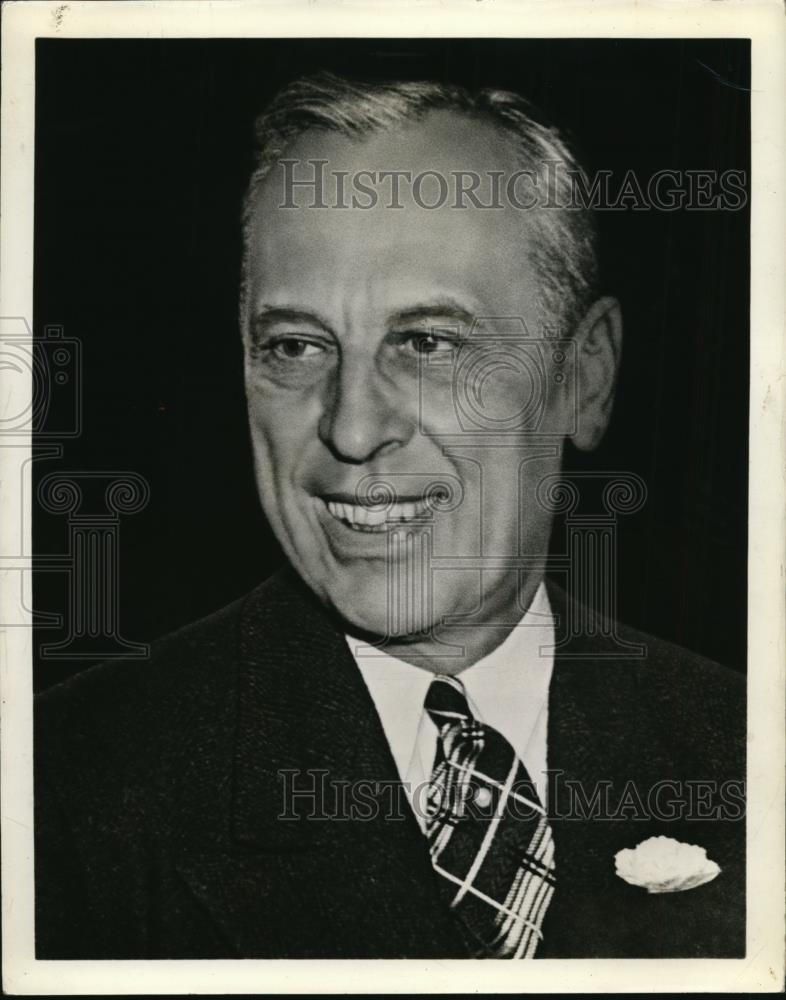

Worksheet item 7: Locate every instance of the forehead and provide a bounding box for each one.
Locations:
[245,111,542,319]
[267,108,521,195]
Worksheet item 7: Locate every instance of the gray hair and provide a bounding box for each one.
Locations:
[240,72,598,335]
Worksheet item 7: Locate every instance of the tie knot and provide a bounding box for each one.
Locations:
[424,675,474,731]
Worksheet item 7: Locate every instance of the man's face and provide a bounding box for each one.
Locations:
[243,112,580,648]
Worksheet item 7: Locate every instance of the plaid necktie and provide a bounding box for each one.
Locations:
[424,674,556,958]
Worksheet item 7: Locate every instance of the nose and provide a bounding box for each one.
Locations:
[318,355,415,464]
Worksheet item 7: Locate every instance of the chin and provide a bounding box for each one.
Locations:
[320,569,470,647]
[322,579,398,640]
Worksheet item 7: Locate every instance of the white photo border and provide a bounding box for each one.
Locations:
[1,0,784,993]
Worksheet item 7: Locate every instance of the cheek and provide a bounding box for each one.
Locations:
[420,351,550,436]
[519,450,565,544]
[408,378,457,436]
[478,447,562,529]
[246,388,318,479]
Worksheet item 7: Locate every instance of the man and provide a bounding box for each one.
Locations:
[35,73,745,959]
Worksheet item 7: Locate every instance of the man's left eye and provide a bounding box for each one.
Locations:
[404,332,458,355]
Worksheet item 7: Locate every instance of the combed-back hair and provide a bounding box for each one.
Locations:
[240,72,598,334]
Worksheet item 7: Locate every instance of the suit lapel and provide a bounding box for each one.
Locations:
[540,580,664,956]
[174,569,465,957]
[540,581,744,958]
[171,573,741,958]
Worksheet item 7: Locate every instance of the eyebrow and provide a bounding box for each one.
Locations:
[388,301,475,327]
[249,298,476,337]
[250,306,334,335]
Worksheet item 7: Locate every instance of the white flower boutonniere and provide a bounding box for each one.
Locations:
[614,835,721,893]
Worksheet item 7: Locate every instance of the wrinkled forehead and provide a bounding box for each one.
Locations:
[256,110,523,210]
[243,112,542,302]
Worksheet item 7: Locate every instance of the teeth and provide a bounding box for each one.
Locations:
[325,498,432,530]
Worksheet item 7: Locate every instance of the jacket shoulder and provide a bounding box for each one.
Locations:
[610,615,744,720]
[548,580,745,772]
[34,574,289,771]
[551,579,744,696]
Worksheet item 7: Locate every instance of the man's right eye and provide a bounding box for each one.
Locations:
[268,336,325,360]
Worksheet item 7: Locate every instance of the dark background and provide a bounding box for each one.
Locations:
[33,38,750,690]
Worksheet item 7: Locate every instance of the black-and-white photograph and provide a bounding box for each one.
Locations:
[2,1,784,992]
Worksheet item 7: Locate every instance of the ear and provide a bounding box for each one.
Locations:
[570,296,623,452]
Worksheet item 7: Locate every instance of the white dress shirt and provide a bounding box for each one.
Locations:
[347,581,555,831]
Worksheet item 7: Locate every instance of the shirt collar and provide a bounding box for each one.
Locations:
[347,580,554,784]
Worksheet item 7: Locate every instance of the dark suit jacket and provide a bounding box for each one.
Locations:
[35,570,745,959]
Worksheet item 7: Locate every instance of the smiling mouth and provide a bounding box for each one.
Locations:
[321,496,435,533]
